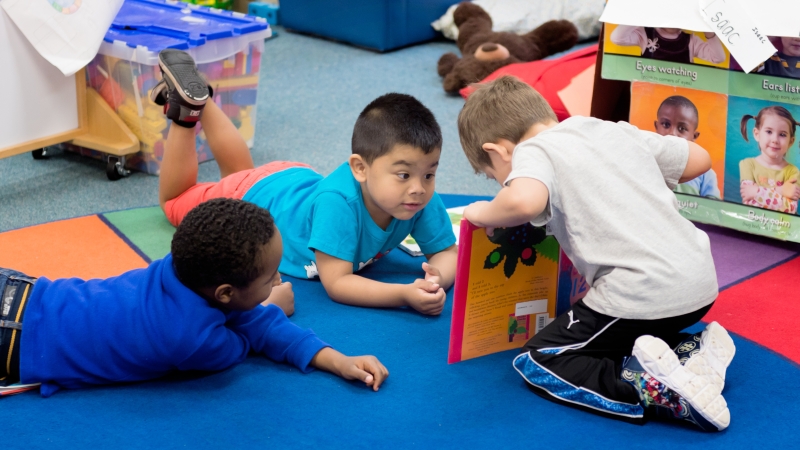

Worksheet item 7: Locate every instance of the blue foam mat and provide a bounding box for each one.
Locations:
[5,195,797,448]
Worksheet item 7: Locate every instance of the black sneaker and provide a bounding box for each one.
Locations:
[151,79,213,107]
[149,49,209,127]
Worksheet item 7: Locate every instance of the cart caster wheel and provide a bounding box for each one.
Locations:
[32,148,48,160]
[106,156,130,181]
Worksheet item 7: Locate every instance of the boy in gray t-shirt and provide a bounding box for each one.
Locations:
[457,76,735,431]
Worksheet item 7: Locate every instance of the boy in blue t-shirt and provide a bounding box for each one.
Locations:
[0,198,388,397]
[154,50,457,316]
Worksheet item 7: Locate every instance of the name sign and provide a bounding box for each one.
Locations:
[700,0,776,73]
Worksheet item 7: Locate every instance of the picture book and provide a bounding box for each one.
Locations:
[399,206,465,257]
[448,220,562,364]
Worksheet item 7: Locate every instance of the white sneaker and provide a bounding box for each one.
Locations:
[633,335,731,431]
[679,322,736,389]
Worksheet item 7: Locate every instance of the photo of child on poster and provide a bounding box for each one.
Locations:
[629,82,727,199]
[609,25,726,66]
[724,97,800,214]
[758,37,800,79]
[730,37,800,80]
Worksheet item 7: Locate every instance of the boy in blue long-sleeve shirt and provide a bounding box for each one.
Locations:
[0,198,388,397]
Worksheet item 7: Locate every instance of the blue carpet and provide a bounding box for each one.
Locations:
[5,195,798,449]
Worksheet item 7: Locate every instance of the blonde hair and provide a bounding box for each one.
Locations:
[458,76,557,172]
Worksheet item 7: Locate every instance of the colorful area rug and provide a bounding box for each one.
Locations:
[1,194,798,449]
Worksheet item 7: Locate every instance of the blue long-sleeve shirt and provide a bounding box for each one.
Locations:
[20,255,328,397]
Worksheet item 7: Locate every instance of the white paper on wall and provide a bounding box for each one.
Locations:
[699,0,777,73]
[600,0,800,38]
[0,0,124,76]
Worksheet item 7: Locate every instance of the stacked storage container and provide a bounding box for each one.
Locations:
[80,0,270,175]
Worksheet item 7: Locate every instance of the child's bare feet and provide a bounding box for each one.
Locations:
[262,281,295,316]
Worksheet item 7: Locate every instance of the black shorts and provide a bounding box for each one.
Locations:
[0,268,36,386]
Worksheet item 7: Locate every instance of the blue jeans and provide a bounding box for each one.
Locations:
[0,267,36,385]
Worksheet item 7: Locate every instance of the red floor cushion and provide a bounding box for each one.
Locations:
[461,44,598,121]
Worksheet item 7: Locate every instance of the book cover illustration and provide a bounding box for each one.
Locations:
[448,220,560,364]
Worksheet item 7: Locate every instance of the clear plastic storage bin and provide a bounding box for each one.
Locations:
[81,0,270,175]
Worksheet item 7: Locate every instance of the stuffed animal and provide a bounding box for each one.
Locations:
[437,2,579,94]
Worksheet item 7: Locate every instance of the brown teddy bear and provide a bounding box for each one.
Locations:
[437,2,580,94]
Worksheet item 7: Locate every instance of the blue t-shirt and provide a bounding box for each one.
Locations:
[243,163,456,279]
[20,255,328,397]
[674,168,720,199]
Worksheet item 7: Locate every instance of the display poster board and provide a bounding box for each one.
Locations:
[598,1,800,242]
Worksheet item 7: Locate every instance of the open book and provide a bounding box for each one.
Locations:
[399,206,466,257]
[448,219,589,363]
[398,208,589,363]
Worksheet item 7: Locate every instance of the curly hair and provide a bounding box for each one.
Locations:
[171,198,276,292]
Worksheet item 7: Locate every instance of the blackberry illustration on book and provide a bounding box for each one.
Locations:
[483,223,555,278]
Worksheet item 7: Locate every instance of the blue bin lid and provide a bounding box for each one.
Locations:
[104,27,191,52]
[110,0,268,49]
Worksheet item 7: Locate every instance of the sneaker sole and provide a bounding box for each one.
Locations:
[149,79,168,105]
[633,335,730,431]
[684,322,735,388]
[158,50,208,107]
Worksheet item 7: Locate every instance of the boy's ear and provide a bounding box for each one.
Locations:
[654,120,659,131]
[349,154,368,182]
[482,142,512,162]
[693,131,700,140]
[214,284,235,305]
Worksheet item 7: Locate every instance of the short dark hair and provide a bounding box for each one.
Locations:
[352,93,442,164]
[171,198,276,292]
[658,95,699,127]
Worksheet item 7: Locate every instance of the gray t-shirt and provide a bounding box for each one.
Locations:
[505,116,717,320]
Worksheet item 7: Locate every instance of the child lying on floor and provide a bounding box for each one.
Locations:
[154,49,457,316]
[0,198,388,397]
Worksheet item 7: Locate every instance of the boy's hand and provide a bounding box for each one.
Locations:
[311,347,389,391]
[335,355,389,392]
[781,179,800,201]
[740,183,759,202]
[405,279,446,315]
[422,262,442,285]
[262,281,294,317]
[464,201,496,236]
